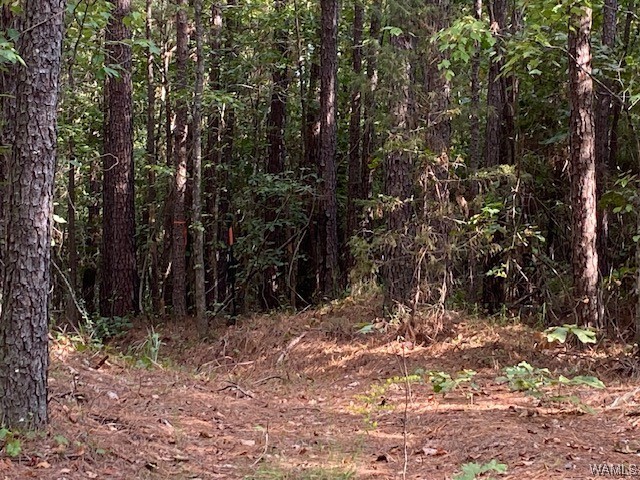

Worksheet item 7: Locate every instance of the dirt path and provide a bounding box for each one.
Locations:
[2,305,640,479]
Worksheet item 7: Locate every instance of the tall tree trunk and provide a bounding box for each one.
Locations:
[171,0,189,317]
[298,54,320,302]
[383,21,417,313]
[482,0,511,311]
[594,0,617,281]
[422,0,452,307]
[0,5,15,312]
[193,0,207,333]
[484,0,511,167]
[568,3,600,327]
[468,0,483,300]
[204,2,223,308]
[319,0,339,296]
[346,0,363,253]
[469,0,483,178]
[361,0,381,206]
[609,0,633,168]
[0,0,64,429]
[263,0,289,308]
[159,22,174,313]
[145,0,160,314]
[82,158,100,314]
[66,152,79,325]
[101,0,137,317]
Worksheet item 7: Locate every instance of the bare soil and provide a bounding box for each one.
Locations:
[3,297,640,479]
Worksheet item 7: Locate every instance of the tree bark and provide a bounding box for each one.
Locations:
[383,25,417,312]
[346,0,363,251]
[171,0,190,317]
[484,0,512,167]
[568,3,600,327]
[193,0,207,333]
[319,0,339,296]
[0,0,64,429]
[594,0,617,280]
[145,0,160,313]
[101,0,137,318]
[263,0,289,308]
[361,0,381,206]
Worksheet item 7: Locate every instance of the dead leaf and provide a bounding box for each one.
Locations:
[419,447,447,456]
[35,461,51,469]
[240,439,256,447]
[85,471,98,478]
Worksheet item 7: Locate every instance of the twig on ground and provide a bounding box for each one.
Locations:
[398,342,411,480]
[251,424,269,467]
[609,387,640,409]
[217,382,255,398]
[276,332,307,364]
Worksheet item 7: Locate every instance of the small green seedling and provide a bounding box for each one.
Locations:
[544,324,596,345]
[426,369,477,397]
[453,459,507,480]
[0,428,21,458]
[497,361,605,412]
[351,374,423,430]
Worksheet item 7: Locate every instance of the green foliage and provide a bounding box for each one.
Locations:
[132,326,163,368]
[84,316,132,343]
[497,362,605,411]
[54,434,70,447]
[435,15,496,80]
[0,429,21,458]
[543,324,597,345]
[453,459,507,480]
[351,374,423,430]
[247,466,355,479]
[426,369,477,396]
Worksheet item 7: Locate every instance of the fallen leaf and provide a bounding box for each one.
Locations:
[240,439,256,447]
[35,461,51,469]
[420,447,447,456]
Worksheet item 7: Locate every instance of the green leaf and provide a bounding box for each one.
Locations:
[5,438,21,457]
[544,326,568,343]
[53,214,67,224]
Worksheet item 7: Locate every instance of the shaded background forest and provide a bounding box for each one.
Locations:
[8,0,640,338]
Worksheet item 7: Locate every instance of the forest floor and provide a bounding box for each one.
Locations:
[4,295,640,479]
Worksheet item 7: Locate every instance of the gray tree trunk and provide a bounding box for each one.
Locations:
[0,0,64,429]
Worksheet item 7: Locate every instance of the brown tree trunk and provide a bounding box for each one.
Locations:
[346,0,363,253]
[263,0,289,308]
[609,0,633,168]
[469,0,483,178]
[298,55,320,302]
[594,0,617,280]
[422,0,452,307]
[193,0,207,333]
[568,4,600,327]
[0,0,64,429]
[383,24,417,312]
[319,0,339,296]
[171,0,189,317]
[145,0,160,314]
[82,157,100,314]
[484,0,512,167]
[101,0,137,318]
[66,152,79,325]
[361,0,381,206]
[204,2,223,308]
[468,0,483,300]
